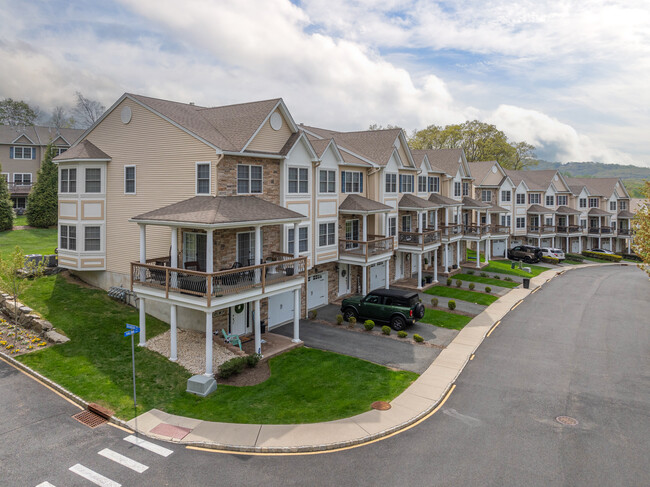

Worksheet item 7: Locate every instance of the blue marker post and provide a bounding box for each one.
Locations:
[124,323,140,432]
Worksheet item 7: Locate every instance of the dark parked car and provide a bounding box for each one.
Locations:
[340,288,425,331]
[508,245,543,263]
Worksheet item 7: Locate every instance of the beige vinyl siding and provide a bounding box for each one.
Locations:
[0,145,41,182]
[84,98,218,277]
[246,109,293,153]
[397,143,411,167]
[482,169,502,186]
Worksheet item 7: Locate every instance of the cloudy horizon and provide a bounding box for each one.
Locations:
[1,0,648,168]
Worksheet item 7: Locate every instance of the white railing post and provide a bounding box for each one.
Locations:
[254,225,261,283]
[204,311,213,376]
[254,300,262,355]
[170,304,177,362]
[139,224,146,283]
[170,227,178,288]
[292,289,301,343]
[138,298,146,346]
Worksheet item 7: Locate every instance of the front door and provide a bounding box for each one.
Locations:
[230,303,248,335]
[338,264,350,296]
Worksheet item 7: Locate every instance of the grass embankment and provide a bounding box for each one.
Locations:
[0,226,57,257]
[420,309,472,330]
[15,275,416,423]
[425,286,498,306]
[479,260,546,277]
[453,273,519,288]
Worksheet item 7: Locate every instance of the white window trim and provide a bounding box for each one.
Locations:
[318,169,336,194]
[342,171,362,194]
[318,221,337,248]
[13,173,32,185]
[557,195,567,206]
[388,216,397,236]
[82,224,103,253]
[345,219,360,248]
[589,197,599,208]
[195,161,211,195]
[516,217,526,229]
[288,225,309,254]
[399,174,414,193]
[481,190,491,202]
[428,176,440,193]
[516,193,525,205]
[501,190,511,203]
[288,166,309,194]
[418,175,427,193]
[124,165,136,195]
[385,173,397,193]
[59,224,77,251]
[12,146,34,160]
[454,181,461,197]
[60,167,78,193]
[546,195,554,206]
[84,166,103,194]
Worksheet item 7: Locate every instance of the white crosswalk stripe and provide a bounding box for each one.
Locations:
[98,448,149,473]
[35,482,56,487]
[123,434,173,457]
[69,463,121,487]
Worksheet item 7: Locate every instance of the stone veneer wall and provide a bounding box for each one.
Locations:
[217,156,281,204]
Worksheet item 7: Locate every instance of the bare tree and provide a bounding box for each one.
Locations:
[49,106,76,130]
[73,92,105,128]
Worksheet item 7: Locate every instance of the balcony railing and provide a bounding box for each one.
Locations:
[339,234,394,262]
[131,254,307,306]
[588,226,614,235]
[463,224,490,237]
[7,182,32,194]
[556,225,582,234]
[398,229,441,250]
[489,224,510,234]
[617,228,632,236]
[440,224,463,240]
[527,225,556,235]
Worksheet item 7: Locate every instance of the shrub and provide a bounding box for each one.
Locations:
[566,253,584,262]
[448,299,456,310]
[348,316,357,327]
[581,250,622,262]
[616,252,641,262]
[363,320,375,331]
[468,283,475,290]
[336,314,344,325]
[466,270,475,275]
[26,143,59,228]
[308,309,318,320]
[397,331,408,338]
[492,275,501,279]
[413,334,424,343]
[0,167,13,231]
[504,277,513,282]
[541,255,559,265]
[423,257,429,266]
[480,272,488,277]
[245,353,262,368]
[446,278,452,286]
[455,279,462,287]
[431,297,439,307]
[381,325,391,335]
[218,356,247,378]
[485,286,492,293]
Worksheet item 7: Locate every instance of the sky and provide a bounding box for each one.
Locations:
[1,0,649,167]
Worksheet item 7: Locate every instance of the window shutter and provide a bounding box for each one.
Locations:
[32,148,36,159]
[359,173,363,193]
[9,148,13,159]
[399,174,403,192]
[341,172,346,193]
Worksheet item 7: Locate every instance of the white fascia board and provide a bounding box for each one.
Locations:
[241,99,299,152]
[398,131,417,167]
[11,133,36,144]
[128,215,307,229]
[337,146,378,168]
[53,158,111,165]
[285,131,319,161]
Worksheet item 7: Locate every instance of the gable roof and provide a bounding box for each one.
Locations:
[462,196,491,209]
[469,161,506,187]
[411,149,466,177]
[339,194,391,214]
[0,125,84,146]
[565,177,624,198]
[428,193,462,206]
[556,205,581,215]
[504,169,559,191]
[398,194,440,210]
[527,204,551,214]
[53,139,110,162]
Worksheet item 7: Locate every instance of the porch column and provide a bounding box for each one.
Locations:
[579,237,583,253]
[627,238,631,253]
[385,259,390,289]
[362,266,367,295]
[566,236,569,252]
[434,211,438,231]
[292,289,300,343]
[170,227,178,287]
[170,304,177,362]
[139,224,147,284]
[362,214,368,241]
[204,311,213,376]
[206,230,213,273]
[598,236,601,248]
[456,240,461,268]
[254,225,261,283]
[293,222,299,274]
[445,207,449,226]
[444,243,449,273]
[138,298,146,346]
[476,241,481,268]
[417,253,423,290]
[254,299,262,355]
[485,240,490,264]
[433,249,438,282]
[384,213,389,237]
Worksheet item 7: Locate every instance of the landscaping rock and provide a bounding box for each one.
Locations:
[19,306,32,315]
[45,330,70,344]
[32,319,53,334]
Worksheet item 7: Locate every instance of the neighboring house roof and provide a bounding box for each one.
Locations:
[398,194,440,210]
[617,210,635,218]
[505,169,559,191]
[568,184,587,196]
[428,193,462,206]
[0,125,84,145]
[588,208,611,216]
[469,161,500,186]
[556,205,581,215]
[527,204,552,214]
[53,139,111,162]
[411,149,465,177]
[487,204,509,213]
[565,177,622,198]
[630,198,647,213]
[339,194,391,214]
[131,196,305,227]
[308,138,333,158]
[461,196,491,209]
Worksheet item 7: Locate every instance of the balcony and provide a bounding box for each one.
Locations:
[338,234,394,263]
[397,228,442,251]
[527,225,556,235]
[588,226,614,235]
[440,224,463,241]
[489,224,510,235]
[617,228,633,236]
[7,182,32,194]
[556,225,582,235]
[462,224,490,239]
[131,252,307,308]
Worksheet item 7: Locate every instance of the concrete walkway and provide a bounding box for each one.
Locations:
[122,266,572,453]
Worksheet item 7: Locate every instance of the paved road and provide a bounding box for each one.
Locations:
[2,265,648,486]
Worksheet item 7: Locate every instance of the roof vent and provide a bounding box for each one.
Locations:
[189,102,195,106]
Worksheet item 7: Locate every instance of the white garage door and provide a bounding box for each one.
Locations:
[571,239,580,253]
[307,272,328,310]
[268,291,294,328]
[369,262,387,291]
[493,240,506,257]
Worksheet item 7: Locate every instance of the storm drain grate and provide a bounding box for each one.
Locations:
[72,410,108,428]
[556,416,579,426]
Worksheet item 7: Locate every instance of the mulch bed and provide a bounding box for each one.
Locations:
[217,360,271,386]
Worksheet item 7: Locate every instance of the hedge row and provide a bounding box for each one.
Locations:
[581,251,622,262]
[541,255,560,265]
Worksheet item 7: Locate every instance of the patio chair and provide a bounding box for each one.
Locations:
[219,261,243,286]
[221,329,242,351]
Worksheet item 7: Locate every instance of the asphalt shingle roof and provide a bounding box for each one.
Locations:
[53,139,110,161]
[339,194,391,213]
[398,194,440,210]
[411,149,464,177]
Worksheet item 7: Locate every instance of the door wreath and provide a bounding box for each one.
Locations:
[234,303,245,314]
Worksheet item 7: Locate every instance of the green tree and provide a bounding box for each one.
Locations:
[0,164,13,231]
[502,141,539,170]
[0,98,38,126]
[26,143,58,227]
[632,180,650,277]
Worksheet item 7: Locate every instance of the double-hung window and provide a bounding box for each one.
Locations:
[516,193,525,205]
[399,174,414,193]
[124,166,136,194]
[546,195,554,206]
[501,215,511,226]
[501,190,511,203]
[196,162,211,194]
[454,182,461,197]
[589,197,599,208]
[528,193,541,205]
[237,164,262,194]
[428,176,439,193]
[462,182,470,197]
[84,226,101,251]
[557,195,567,206]
[385,173,397,193]
[619,200,627,210]
[579,198,587,208]
[401,215,412,232]
[60,225,76,250]
[341,171,362,193]
[11,147,35,159]
[418,176,427,193]
[289,167,309,193]
[288,227,308,253]
[85,168,101,193]
[319,170,336,193]
[13,173,31,185]
[345,220,359,249]
[481,190,491,202]
[516,217,526,229]
[388,216,396,236]
[60,168,77,193]
[318,223,336,247]
[609,201,616,211]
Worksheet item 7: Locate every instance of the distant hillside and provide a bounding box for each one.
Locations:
[530,161,650,197]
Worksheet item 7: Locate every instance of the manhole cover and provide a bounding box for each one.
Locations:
[371,401,391,411]
[556,416,578,426]
[72,410,108,428]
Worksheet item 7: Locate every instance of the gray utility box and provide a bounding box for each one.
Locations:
[187,375,217,397]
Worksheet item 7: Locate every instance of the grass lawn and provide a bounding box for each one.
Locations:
[420,308,472,330]
[466,249,486,262]
[564,259,586,265]
[14,275,416,424]
[479,260,547,277]
[425,286,498,306]
[0,226,58,257]
[13,215,28,227]
[453,273,519,289]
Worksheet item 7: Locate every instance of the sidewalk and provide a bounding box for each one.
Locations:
[125,266,566,453]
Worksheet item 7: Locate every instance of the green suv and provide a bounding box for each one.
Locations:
[341,289,425,331]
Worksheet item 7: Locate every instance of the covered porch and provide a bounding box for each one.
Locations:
[587,208,614,249]
[527,204,557,247]
[555,205,584,252]
[461,196,492,268]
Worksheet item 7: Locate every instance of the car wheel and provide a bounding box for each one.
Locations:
[414,303,425,320]
[523,256,532,263]
[390,315,406,331]
[343,308,358,322]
